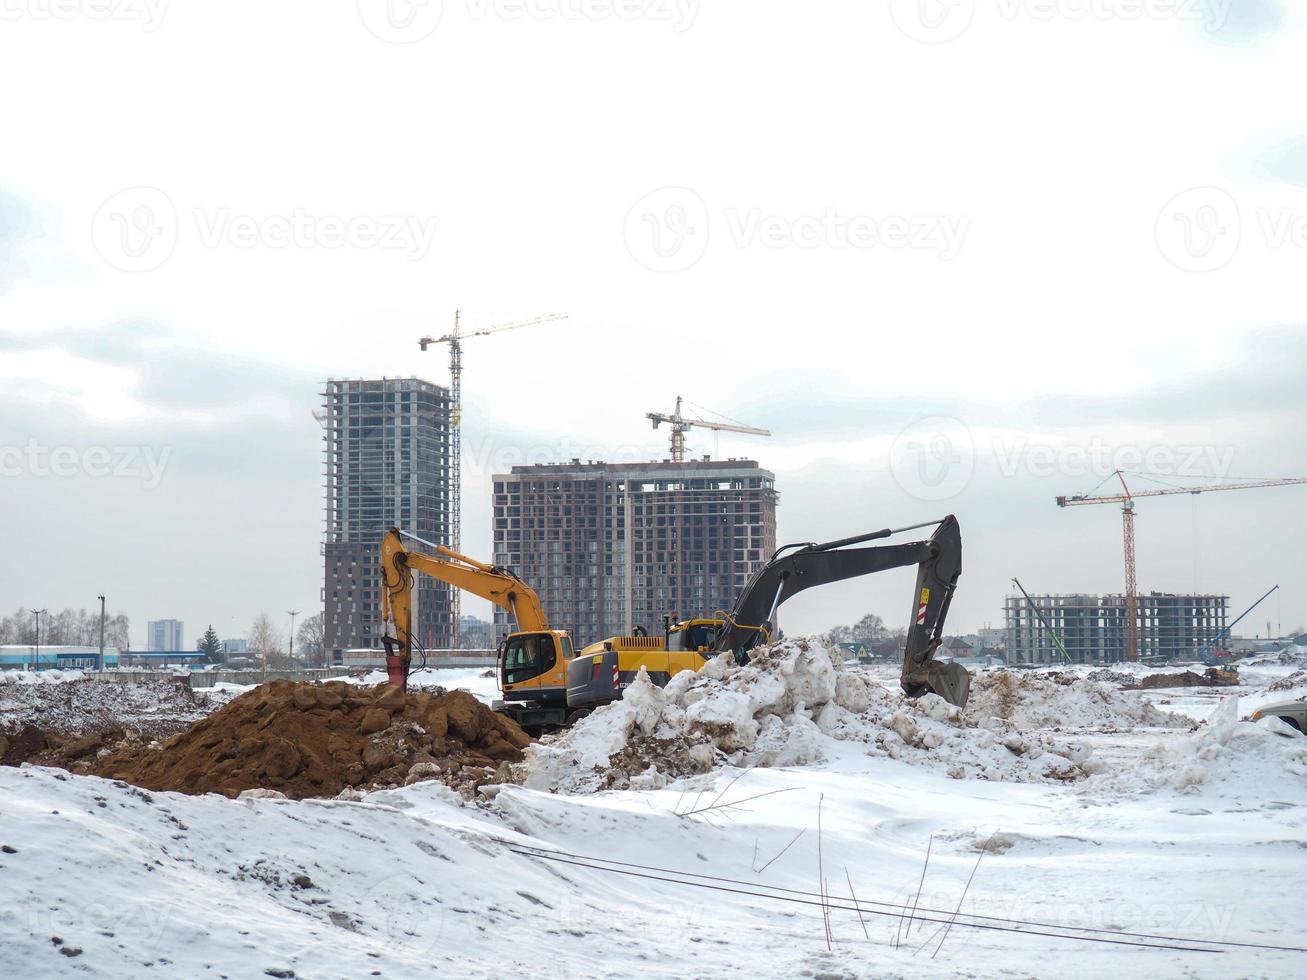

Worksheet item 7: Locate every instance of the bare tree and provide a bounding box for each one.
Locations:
[249,612,282,661]
[296,612,325,666]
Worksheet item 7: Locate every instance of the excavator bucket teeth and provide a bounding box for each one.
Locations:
[917,661,971,709]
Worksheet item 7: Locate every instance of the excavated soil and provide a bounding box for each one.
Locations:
[19,680,533,800]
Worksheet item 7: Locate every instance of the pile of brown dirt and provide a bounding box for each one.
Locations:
[61,680,531,800]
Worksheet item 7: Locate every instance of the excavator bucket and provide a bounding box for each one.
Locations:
[909,659,970,710]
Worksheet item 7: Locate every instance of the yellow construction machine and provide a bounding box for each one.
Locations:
[567,516,969,712]
[378,528,576,731]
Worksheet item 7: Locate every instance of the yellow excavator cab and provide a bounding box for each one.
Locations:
[378,528,576,729]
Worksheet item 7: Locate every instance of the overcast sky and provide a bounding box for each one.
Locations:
[2,0,1306,647]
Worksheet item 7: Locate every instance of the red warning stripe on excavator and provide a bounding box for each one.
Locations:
[916,587,930,625]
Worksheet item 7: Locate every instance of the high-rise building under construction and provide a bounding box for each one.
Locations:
[321,377,453,655]
[492,459,778,645]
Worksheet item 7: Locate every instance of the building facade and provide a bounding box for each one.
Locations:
[1003,592,1229,664]
[322,377,453,654]
[492,459,778,646]
[147,619,184,651]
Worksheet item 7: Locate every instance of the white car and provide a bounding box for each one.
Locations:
[1251,699,1307,734]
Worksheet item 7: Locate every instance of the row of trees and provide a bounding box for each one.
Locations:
[827,612,905,646]
[0,606,130,649]
[195,612,325,665]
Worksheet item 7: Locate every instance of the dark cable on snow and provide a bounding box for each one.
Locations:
[496,838,1306,955]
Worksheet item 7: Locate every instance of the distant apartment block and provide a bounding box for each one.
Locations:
[322,377,453,654]
[1004,592,1229,664]
[147,619,184,651]
[492,458,778,645]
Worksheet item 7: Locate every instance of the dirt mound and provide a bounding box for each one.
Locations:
[78,680,532,800]
[1268,670,1307,693]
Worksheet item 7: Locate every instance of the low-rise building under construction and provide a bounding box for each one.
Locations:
[1004,592,1228,664]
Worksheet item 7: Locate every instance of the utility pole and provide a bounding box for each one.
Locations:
[287,610,300,664]
[98,593,106,670]
[30,608,46,670]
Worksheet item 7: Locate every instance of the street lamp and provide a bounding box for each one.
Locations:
[30,608,46,670]
[287,609,300,665]
[97,593,106,669]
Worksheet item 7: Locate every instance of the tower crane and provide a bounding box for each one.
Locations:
[647,396,771,462]
[418,311,568,642]
[1056,470,1307,661]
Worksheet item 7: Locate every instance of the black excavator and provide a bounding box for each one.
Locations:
[566,515,969,713]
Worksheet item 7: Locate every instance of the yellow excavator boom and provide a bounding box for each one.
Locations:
[379,527,552,687]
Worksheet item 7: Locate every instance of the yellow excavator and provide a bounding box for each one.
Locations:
[378,528,576,731]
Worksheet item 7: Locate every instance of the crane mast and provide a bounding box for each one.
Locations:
[646,395,771,462]
[418,311,567,646]
[1056,470,1307,662]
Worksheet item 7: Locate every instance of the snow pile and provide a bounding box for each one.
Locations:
[965,670,1193,731]
[1086,695,1307,796]
[0,668,88,685]
[0,675,234,738]
[519,639,1104,793]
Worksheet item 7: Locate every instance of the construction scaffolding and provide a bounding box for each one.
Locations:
[321,377,452,654]
[1004,592,1228,665]
[492,458,778,647]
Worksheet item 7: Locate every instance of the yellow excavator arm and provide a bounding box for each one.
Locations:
[379,527,551,687]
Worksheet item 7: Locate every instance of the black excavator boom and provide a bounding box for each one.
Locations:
[712,515,969,708]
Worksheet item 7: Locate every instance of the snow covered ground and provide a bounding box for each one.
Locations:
[3,728,1304,978]
[3,644,1305,978]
